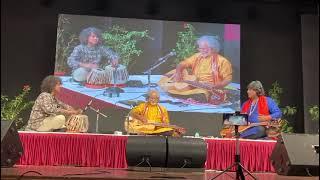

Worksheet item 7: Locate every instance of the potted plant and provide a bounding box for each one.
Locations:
[309,105,319,121]
[1,85,34,130]
[101,25,153,71]
[268,81,295,133]
[172,23,198,67]
[309,105,319,133]
[55,14,78,76]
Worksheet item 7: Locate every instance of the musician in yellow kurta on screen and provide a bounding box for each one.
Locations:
[176,35,232,88]
[158,35,233,104]
[126,90,185,136]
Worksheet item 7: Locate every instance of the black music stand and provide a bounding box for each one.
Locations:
[212,113,257,180]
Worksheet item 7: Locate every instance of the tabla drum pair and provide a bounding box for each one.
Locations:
[72,68,109,88]
[65,114,89,133]
[72,66,128,88]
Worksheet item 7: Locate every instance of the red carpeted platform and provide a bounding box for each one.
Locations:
[16,132,276,172]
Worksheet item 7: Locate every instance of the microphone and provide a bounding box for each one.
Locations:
[158,51,176,61]
[84,99,93,111]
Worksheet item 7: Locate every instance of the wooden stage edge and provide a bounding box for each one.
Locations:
[1,165,319,180]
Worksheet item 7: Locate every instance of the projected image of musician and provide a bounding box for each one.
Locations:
[67,27,120,83]
[125,90,186,136]
[25,75,87,132]
[220,81,282,139]
[158,35,233,105]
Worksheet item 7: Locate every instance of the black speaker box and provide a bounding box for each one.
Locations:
[167,137,207,168]
[1,120,24,167]
[270,133,319,176]
[126,136,167,167]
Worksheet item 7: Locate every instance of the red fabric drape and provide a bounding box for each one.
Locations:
[17,132,128,168]
[241,96,270,116]
[17,132,276,172]
[205,138,276,172]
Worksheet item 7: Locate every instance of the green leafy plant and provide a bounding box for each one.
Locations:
[102,25,153,71]
[309,105,319,121]
[55,14,78,73]
[268,81,295,133]
[268,81,282,105]
[1,85,34,129]
[172,23,198,66]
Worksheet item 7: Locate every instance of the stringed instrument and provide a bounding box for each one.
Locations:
[220,120,280,138]
[124,116,186,135]
[157,70,226,105]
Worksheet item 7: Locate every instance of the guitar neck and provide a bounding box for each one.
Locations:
[149,122,179,129]
[182,80,225,95]
[182,80,212,91]
[247,123,263,127]
[247,121,275,127]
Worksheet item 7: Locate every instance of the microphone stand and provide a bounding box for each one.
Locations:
[104,66,124,97]
[143,56,171,90]
[85,102,108,133]
[211,125,257,180]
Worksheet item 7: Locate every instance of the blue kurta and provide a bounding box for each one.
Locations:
[240,97,282,138]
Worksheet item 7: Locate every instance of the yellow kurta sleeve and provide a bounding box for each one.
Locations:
[130,103,145,115]
[217,56,233,82]
[160,105,170,124]
[180,53,199,68]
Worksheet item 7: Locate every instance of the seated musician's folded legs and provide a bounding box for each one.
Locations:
[240,126,266,139]
[126,89,186,136]
[37,115,66,132]
[25,75,85,132]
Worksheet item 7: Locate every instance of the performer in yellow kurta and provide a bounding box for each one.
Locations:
[125,90,185,136]
[158,35,233,104]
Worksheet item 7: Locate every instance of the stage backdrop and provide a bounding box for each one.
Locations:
[301,15,319,134]
[53,14,241,136]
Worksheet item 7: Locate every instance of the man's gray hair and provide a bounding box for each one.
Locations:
[247,80,265,96]
[196,35,221,52]
[147,89,160,100]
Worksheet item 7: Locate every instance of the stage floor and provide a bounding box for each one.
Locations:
[1,165,318,180]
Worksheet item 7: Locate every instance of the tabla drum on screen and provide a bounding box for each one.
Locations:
[104,65,128,85]
[86,68,111,85]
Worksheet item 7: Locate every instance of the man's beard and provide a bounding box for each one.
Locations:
[148,101,158,106]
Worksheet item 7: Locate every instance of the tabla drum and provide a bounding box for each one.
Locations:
[72,67,90,82]
[86,68,111,85]
[104,65,128,86]
[65,114,89,133]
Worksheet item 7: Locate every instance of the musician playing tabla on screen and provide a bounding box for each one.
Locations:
[67,27,119,82]
[157,35,233,104]
[125,90,186,136]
